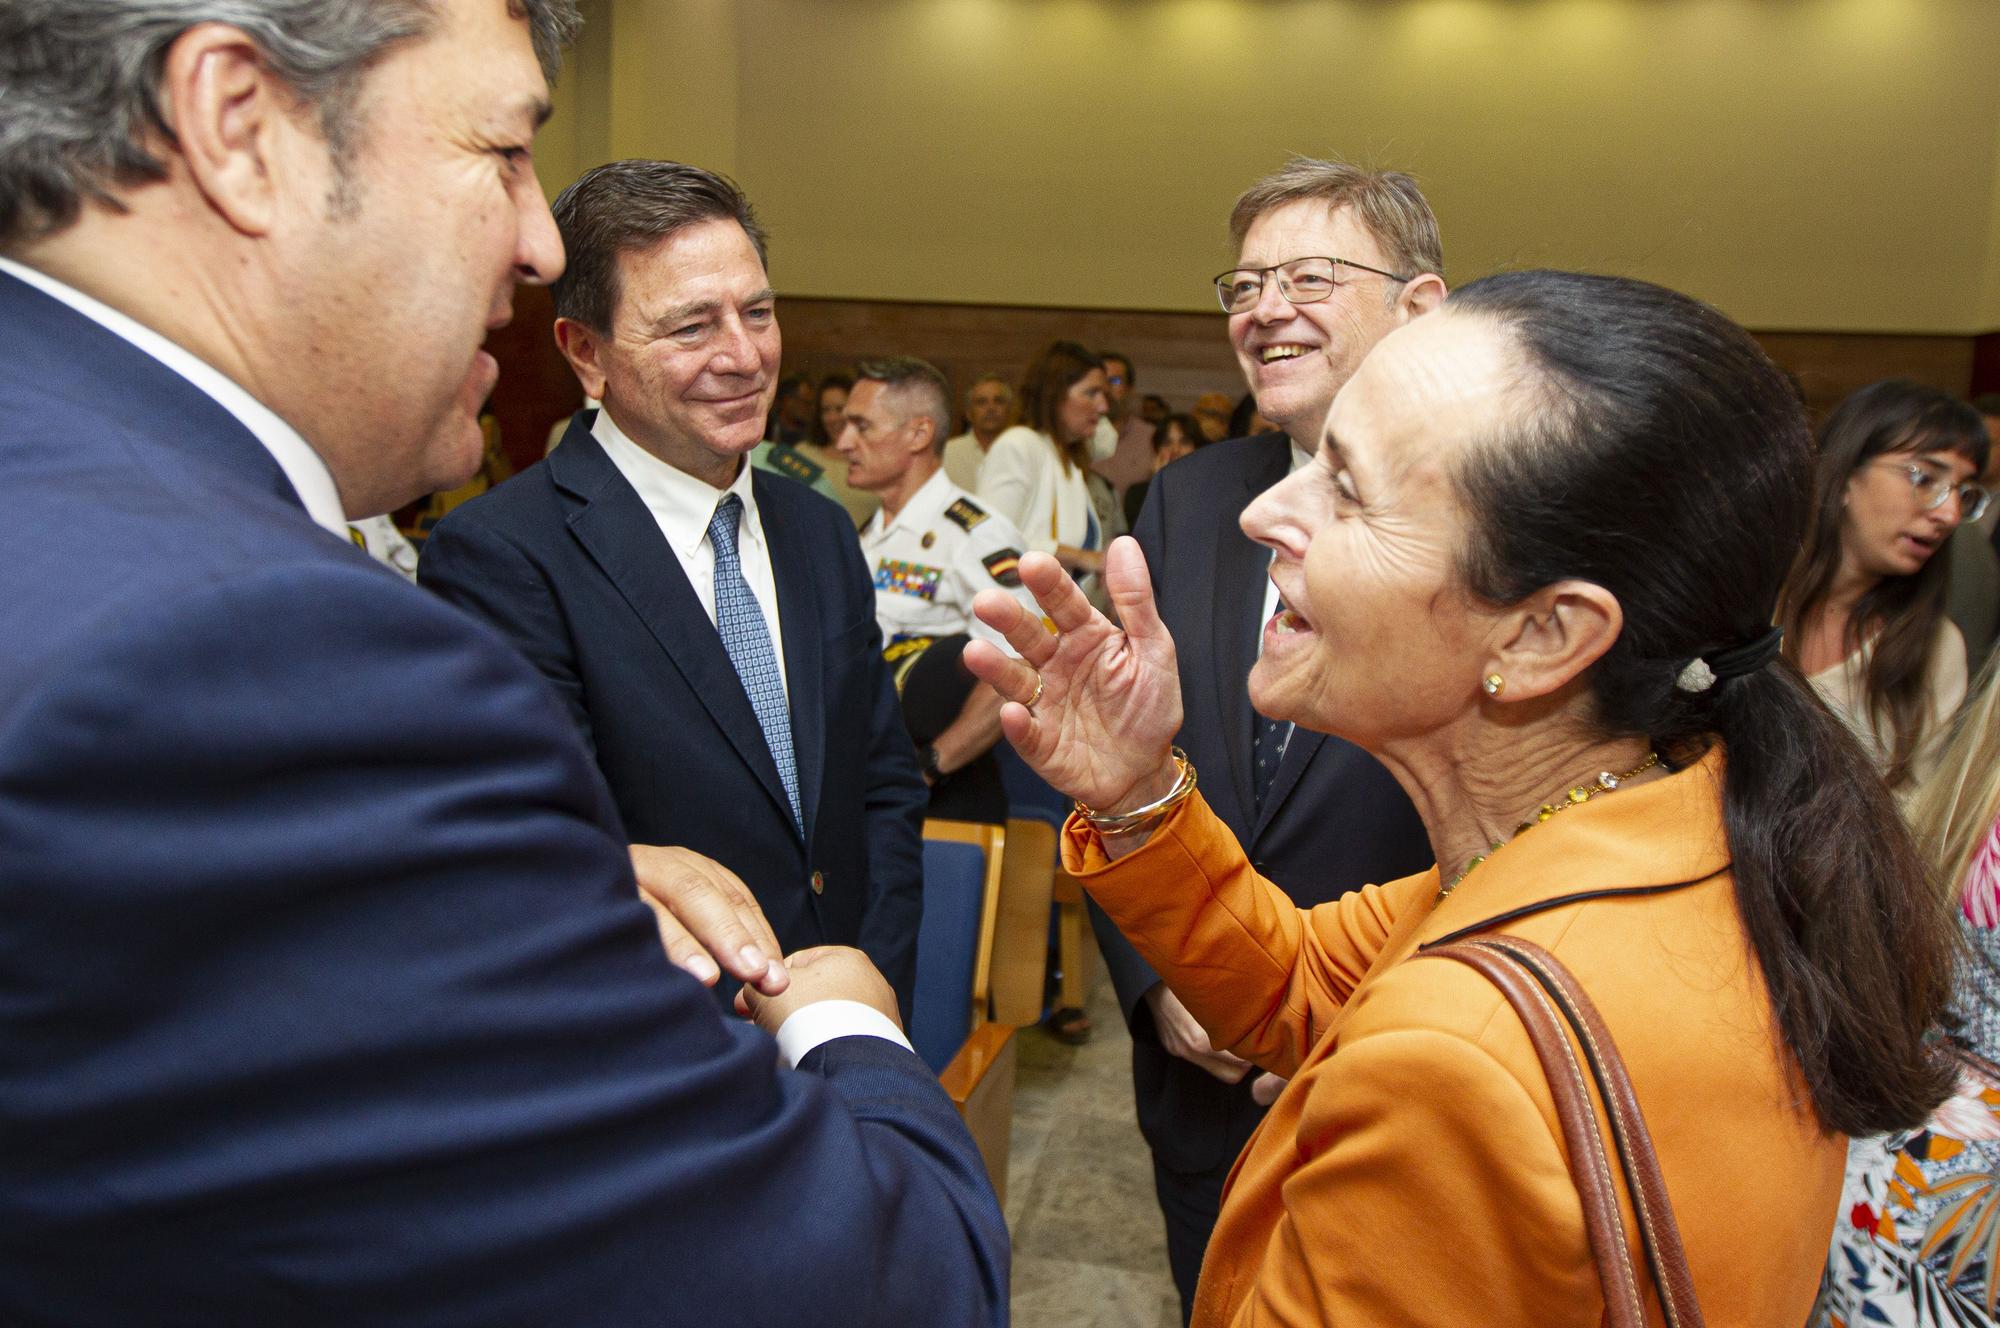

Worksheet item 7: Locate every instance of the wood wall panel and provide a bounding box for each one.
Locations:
[483,292,1989,465]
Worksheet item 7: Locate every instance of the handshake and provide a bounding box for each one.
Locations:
[627,845,902,1034]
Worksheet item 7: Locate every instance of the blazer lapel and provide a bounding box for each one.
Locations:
[552,426,800,837]
[1212,435,1291,830]
[759,473,826,846]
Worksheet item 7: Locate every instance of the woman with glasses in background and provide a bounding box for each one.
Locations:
[1780,380,1991,795]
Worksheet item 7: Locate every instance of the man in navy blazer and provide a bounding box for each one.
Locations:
[421,161,927,1014]
[0,2,1001,1322]
[1087,159,1446,1321]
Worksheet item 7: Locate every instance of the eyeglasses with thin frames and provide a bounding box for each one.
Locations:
[1212,256,1414,315]
[1870,455,1990,524]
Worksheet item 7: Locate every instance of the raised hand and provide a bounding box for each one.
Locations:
[964,536,1182,814]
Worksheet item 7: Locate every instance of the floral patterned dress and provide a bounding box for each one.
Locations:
[1818,816,2000,1328]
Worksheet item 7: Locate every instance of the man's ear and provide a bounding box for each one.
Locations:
[157,23,310,237]
[553,317,608,402]
[906,414,936,459]
[1396,272,1447,323]
[1481,579,1623,702]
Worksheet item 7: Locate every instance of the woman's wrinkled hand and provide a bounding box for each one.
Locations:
[965,536,1182,813]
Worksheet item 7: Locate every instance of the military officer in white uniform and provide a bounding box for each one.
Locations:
[837,356,1042,821]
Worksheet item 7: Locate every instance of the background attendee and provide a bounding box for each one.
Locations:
[839,356,1041,823]
[783,371,877,528]
[1119,412,1210,529]
[971,269,1956,1328]
[1140,393,1171,429]
[1089,157,1440,1321]
[976,340,1110,583]
[0,3,1005,1321]
[1092,348,1157,498]
[815,373,852,446]
[1225,391,1273,440]
[422,160,929,1014]
[1780,379,1988,794]
[765,371,814,444]
[1819,651,2000,1327]
[943,371,1014,491]
[1190,391,1232,442]
[1948,393,2000,672]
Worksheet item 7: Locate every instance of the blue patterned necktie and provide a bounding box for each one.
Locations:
[1253,714,1292,813]
[707,494,801,830]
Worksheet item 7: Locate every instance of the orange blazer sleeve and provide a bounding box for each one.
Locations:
[1065,790,1431,1078]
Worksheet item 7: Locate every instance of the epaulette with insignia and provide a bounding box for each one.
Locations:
[944,497,988,531]
[768,448,824,485]
[981,547,1023,588]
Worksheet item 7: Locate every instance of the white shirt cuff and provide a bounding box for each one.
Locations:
[772,999,915,1068]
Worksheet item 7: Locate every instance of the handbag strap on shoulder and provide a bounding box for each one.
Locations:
[1420,936,1706,1328]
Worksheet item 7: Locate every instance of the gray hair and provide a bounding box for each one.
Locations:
[856,356,952,456]
[0,0,580,244]
[1228,156,1444,285]
[550,159,770,333]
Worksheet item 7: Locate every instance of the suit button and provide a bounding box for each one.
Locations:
[810,870,825,895]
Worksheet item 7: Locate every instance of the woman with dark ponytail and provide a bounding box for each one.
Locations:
[965,270,1957,1327]
[1780,380,1988,794]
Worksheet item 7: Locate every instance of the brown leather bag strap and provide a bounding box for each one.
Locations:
[1423,940,1649,1328]
[1478,937,1706,1328]
[1421,939,1706,1328]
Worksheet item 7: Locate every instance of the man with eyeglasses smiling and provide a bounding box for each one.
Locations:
[1086,156,1448,1323]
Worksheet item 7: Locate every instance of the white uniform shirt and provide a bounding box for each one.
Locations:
[860,468,1042,656]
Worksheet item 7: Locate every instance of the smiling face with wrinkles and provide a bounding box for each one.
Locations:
[557,217,779,488]
[1240,310,1524,750]
[1228,200,1413,447]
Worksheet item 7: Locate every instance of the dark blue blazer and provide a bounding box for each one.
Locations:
[420,416,928,1012]
[1090,433,1434,1172]
[0,270,1003,1324]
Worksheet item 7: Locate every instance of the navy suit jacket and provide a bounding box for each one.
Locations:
[1089,433,1433,1172]
[0,270,1003,1324]
[420,415,928,1012]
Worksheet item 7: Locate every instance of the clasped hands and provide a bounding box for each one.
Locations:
[627,846,899,1035]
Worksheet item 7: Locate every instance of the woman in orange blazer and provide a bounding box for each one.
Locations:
[967,271,1957,1327]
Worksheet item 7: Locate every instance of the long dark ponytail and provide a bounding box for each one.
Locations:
[1448,271,1954,1135]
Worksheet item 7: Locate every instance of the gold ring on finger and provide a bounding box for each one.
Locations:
[1025,672,1045,710]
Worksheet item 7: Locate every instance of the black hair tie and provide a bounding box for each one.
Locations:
[1675,626,1783,693]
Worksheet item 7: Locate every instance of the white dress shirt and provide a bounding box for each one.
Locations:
[592,407,789,704]
[0,256,349,539]
[1257,441,1315,633]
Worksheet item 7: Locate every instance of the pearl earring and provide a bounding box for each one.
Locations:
[1482,674,1505,697]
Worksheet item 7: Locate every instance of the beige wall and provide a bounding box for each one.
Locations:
[537,0,2000,335]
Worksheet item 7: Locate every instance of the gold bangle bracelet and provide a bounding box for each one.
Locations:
[1077,749,1196,836]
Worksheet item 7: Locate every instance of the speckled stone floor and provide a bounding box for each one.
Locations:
[1006,954,1182,1328]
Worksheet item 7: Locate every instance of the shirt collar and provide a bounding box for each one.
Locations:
[881,466,955,537]
[0,256,349,538]
[592,406,761,557]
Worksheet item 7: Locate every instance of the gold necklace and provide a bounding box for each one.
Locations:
[1436,751,1661,902]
